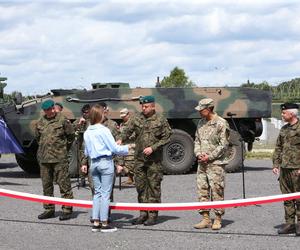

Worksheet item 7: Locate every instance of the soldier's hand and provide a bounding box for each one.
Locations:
[81,165,88,174]
[143,147,153,156]
[198,153,208,163]
[116,165,124,174]
[79,117,86,125]
[116,139,122,145]
[272,167,279,175]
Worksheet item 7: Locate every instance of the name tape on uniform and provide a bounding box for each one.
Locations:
[1,188,300,211]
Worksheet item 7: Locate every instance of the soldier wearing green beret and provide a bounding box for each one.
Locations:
[273,102,300,236]
[118,95,172,226]
[35,99,75,220]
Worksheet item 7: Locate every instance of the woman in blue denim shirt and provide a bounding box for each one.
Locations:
[82,104,129,233]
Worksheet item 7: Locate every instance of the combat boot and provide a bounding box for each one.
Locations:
[193,212,212,229]
[131,211,148,225]
[295,222,300,236]
[212,215,222,230]
[144,212,158,226]
[122,175,134,186]
[277,223,295,234]
[38,210,55,220]
[131,216,147,225]
[59,212,72,221]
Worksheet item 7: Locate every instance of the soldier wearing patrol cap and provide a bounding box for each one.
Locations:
[35,99,75,220]
[193,98,230,230]
[118,95,172,226]
[273,102,300,236]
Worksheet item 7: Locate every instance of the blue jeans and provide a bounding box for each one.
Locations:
[90,157,115,222]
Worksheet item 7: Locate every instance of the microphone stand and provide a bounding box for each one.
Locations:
[227,112,246,199]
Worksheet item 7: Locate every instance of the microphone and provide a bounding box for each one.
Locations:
[227,112,237,116]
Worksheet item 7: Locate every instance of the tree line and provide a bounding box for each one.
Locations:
[241,78,300,103]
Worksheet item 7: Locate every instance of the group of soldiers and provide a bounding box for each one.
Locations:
[34,96,300,235]
[34,95,172,227]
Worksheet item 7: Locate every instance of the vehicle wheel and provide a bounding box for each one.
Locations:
[68,141,79,178]
[225,130,244,173]
[162,129,195,174]
[15,153,40,175]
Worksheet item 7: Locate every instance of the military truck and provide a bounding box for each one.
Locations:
[0,79,272,175]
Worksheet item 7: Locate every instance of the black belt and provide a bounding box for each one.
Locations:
[91,155,112,161]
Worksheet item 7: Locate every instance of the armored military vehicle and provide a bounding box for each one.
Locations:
[0,79,272,175]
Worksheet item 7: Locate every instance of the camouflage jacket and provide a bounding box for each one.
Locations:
[273,119,300,169]
[74,117,90,166]
[103,118,120,140]
[120,112,172,162]
[35,113,75,163]
[102,118,122,165]
[120,118,136,144]
[194,113,229,165]
[120,118,136,159]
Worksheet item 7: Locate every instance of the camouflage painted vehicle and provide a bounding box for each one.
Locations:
[0,80,272,175]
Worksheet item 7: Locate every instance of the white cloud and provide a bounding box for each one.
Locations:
[0,0,300,94]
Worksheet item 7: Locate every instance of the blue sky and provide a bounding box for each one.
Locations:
[0,0,300,94]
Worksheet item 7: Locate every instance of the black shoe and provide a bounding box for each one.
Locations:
[296,223,300,236]
[91,224,101,232]
[38,210,55,220]
[79,178,86,187]
[59,212,72,221]
[131,216,147,225]
[144,217,157,226]
[101,224,117,233]
[277,223,295,234]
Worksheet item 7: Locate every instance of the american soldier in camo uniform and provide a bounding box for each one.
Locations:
[35,99,75,221]
[272,102,300,236]
[119,95,172,226]
[193,98,229,230]
[119,108,136,185]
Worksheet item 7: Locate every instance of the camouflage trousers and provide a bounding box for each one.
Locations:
[39,160,73,213]
[197,163,225,216]
[135,160,163,219]
[123,159,135,176]
[279,168,300,224]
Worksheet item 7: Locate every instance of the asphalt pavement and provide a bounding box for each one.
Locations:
[0,155,299,250]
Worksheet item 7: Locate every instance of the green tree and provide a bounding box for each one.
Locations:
[160,67,195,87]
[241,80,272,90]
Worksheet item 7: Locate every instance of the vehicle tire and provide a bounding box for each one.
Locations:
[68,141,79,178]
[225,130,244,173]
[162,129,195,174]
[15,153,40,175]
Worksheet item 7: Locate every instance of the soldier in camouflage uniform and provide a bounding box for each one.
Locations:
[35,99,75,221]
[193,98,229,230]
[100,103,120,140]
[119,96,172,226]
[119,108,135,185]
[272,102,300,236]
[74,104,91,188]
